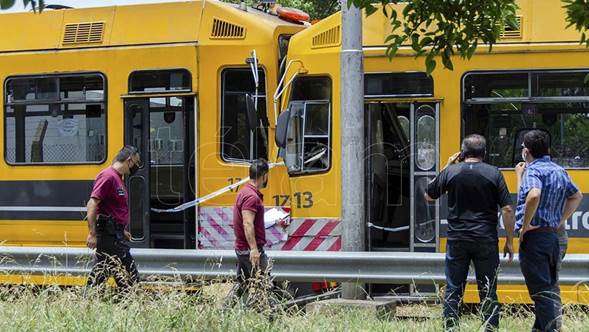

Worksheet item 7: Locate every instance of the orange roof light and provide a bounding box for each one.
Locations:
[276,6,310,24]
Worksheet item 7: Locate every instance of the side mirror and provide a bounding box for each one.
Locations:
[245,94,258,131]
[275,110,291,148]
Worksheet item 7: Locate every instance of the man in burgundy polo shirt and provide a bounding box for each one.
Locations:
[86,145,141,289]
[225,159,271,308]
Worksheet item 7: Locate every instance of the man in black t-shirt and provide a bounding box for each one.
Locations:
[425,134,515,332]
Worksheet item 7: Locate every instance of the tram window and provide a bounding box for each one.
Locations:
[365,72,433,98]
[7,77,57,102]
[290,76,331,101]
[221,68,268,162]
[129,69,191,93]
[464,72,528,99]
[4,74,106,164]
[463,70,589,169]
[285,76,331,174]
[537,72,589,97]
[277,35,292,81]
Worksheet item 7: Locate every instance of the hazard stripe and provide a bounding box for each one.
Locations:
[290,219,315,237]
[328,237,341,251]
[317,220,339,237]
[199,228,222,249]
[281,235,304,251]
[207,216,232,242]
[281,219,315,250]
[303,220,340,251]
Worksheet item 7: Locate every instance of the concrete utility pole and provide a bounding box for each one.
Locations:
[340,0,366,300]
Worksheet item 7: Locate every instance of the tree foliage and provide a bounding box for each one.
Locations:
[225,0,339,20]
[0,0,43,11]
[349,0,519,74]
[563,0,589,47]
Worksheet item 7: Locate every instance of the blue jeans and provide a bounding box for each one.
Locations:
[444,241,500,332]
[519,231,561,332]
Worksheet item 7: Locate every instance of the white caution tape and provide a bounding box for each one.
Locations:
[367,222,410,233]
[151,162,284,213]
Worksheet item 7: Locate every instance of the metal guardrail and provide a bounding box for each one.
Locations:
[1,247,589,285]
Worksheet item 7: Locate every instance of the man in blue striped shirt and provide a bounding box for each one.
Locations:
[515,130,582,332]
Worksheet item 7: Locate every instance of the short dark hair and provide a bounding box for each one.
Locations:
[249,159,269,180]
[114,145,139,163]
[523,130,550,159]
[461,134,486,159]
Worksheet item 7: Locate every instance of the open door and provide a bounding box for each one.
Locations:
[366,102,439,253]
[125,99,151,248]
[124,96,196,249]
[365,101,440,296]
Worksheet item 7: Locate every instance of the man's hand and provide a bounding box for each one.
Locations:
[519,224,540,243]
[124,230,132,241]
[503,240,514,263]
[86,232,97,249]
[445,152,461,168]
[515,162,527,179]
[277,218,289,228]
[249,248,261,267]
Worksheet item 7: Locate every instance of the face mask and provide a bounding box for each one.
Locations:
[521,149,527,164]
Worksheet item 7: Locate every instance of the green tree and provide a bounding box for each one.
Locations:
[563,0,589,47]
[349,0,518,74]
[277,0,339,20]
[0,0,43,11]
[225,0,339,20]
[349,0,589,74]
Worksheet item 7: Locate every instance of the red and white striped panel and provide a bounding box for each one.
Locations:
[276,218,341,251]
[198,207,341,251]
[198,207,287,250]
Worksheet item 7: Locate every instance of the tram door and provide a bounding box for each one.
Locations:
[366,101,440,294]
[124,96,196,249]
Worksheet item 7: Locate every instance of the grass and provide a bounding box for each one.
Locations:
[0,283,588,331]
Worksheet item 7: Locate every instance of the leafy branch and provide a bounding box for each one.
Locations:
[348,0,519,74]
[0,0,44,12]
[563,0,589,47]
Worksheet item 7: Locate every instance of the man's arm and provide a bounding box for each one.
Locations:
[515,162,526,190]
[516,164,542,240]
[242,210,261,266]
[502,205,516,238]
[520,188,541,239]
[501,205,515,262]
[425,168,448,202]
[560,191,583,228]
[86,198,100,249]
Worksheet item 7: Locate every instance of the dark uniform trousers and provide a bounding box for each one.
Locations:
[87,216,139,289]
[224,247,271,309]
[519,231,561,332]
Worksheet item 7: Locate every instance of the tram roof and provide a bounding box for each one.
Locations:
[0,0,303,53]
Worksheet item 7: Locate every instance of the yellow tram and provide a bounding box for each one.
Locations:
[0,0,304,284]
[277,0,589,303]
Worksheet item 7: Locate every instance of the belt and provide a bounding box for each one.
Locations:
[526,226,557,234]
[96,215,125,233]
[235,246,265,255]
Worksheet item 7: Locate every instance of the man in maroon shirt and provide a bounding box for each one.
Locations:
[225,159,271,308]
[86,146,141,289]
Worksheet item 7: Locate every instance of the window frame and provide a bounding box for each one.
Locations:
[364,71,434,99]
[3,72,108,166]
[128,68,192,95]
[219,66,269,164]
[285,75,333,176]
[461,69,589,170]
